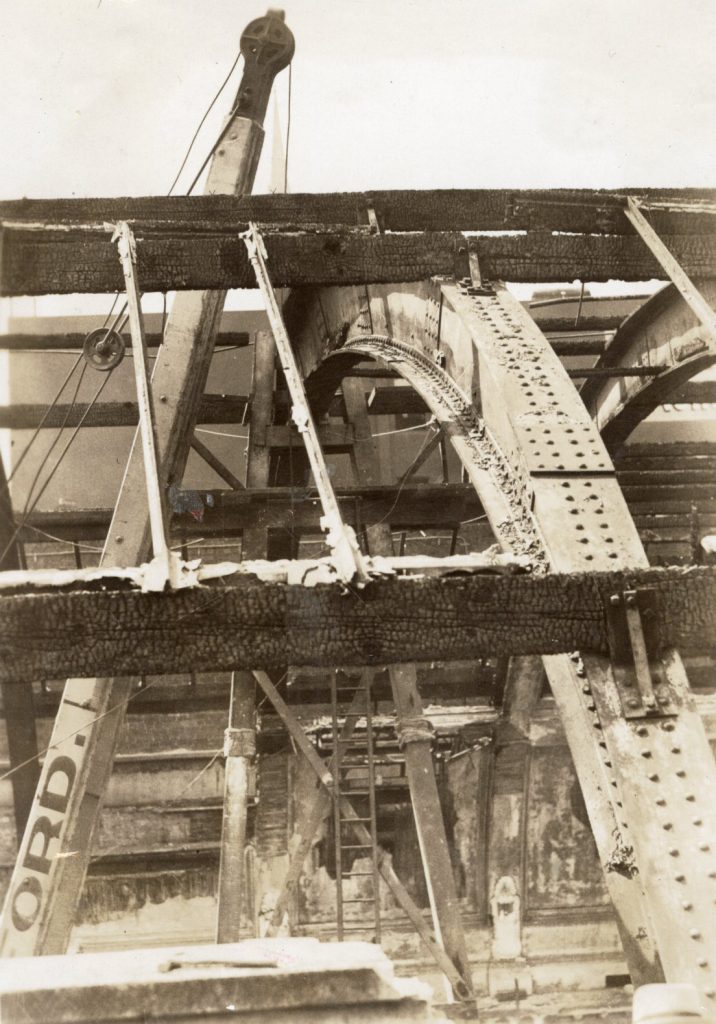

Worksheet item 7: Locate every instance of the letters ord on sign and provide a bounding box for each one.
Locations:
[1,748,80,952]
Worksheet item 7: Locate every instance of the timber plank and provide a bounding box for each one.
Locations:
[2,229,715,295]
[1,188,714,235]
[0,565,714,682]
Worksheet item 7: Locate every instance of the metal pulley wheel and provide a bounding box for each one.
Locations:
[240,11,295,70]
[82,327,125,371]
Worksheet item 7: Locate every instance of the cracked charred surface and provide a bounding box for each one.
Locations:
[2,228,715,295]
[0,566,713,684]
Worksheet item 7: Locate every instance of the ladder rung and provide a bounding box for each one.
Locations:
[342,898,379,903]
[340,843,374,850]
[342,871,376,877]
[339,816,373,823]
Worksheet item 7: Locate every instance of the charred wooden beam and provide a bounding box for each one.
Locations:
[4,378,712,432]
[17,470,716,545]
[20,483,485,541]
[0,332,250,351]
[1,188,713,236]
[0,389,422,430]
[1,229,714,296]
[0,565,713,684]
[0,324,611,353]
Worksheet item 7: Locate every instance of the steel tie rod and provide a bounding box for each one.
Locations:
[242,222,369,582]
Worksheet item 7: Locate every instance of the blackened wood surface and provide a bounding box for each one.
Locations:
[2,229,714,295]
[1,188,713,234]
[0,566,714,683]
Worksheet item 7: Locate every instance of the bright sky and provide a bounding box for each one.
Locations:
[0,1,714,487]
[0,0,714,200]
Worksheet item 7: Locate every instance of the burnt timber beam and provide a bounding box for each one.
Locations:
[0,322,612,352]
[16,475,716,544]
[3,378,712,432]
[0,565,713,684]
[20,484,486,541]
[1,187,713,235]
[0,391,402,429]
[1,229,715,295]
[0,332,250,351]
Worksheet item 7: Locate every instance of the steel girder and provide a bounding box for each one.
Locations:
[581,280,716,450]
[288,278,716,996]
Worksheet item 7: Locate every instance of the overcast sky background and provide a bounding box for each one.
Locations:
[0,1,713,474]
[0,0,713,322]
[0,0,714,200]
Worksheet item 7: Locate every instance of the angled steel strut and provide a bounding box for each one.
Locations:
[242,222,369,583]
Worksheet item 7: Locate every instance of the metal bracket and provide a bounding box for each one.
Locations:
[455,238,495,295]
[366,205,381,234]
[606,588,677,718]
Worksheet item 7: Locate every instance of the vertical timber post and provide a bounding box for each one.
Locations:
[215,329,276,937]
[0,455,39,838]
[341,375,475,1003]
[0,9,294,958]
[216,673,256,943]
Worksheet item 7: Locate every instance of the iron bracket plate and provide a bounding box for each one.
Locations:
[606,588,677,719]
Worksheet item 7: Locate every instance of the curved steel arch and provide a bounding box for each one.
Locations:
[286,279,716,452]
[580,281,716,450]
[295,281,716,992]
[305,332,548,569]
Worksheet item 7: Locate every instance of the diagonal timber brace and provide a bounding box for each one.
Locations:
[624,197,716,346]
[250,670,472,1001]
[0,9,292,958]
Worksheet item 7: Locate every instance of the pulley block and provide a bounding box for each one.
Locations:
[82,328,126,371]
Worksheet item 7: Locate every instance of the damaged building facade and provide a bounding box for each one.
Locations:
[0,9,715,1022]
